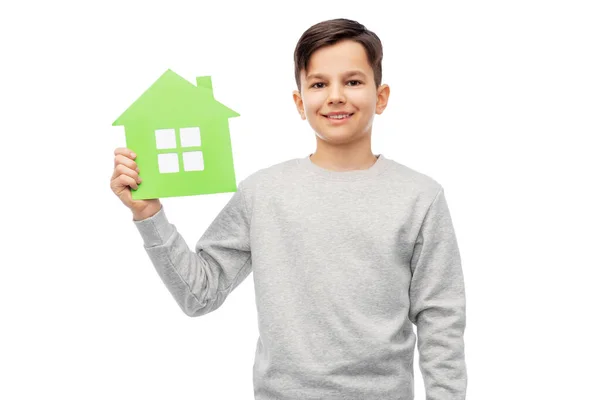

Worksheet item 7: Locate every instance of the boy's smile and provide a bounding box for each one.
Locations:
[322,111,354,124]
[293,39,389,146]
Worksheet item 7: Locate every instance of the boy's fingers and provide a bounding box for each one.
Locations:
[114,154,138,170]
[115,163,140,181]
[118,174,138,190]
[114,147,127,156]
[114,147,137,159]
[111,149,140,188]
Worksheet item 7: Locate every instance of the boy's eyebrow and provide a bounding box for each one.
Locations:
[306,70,367,81]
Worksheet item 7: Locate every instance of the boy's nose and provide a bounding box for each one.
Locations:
[327,84,346,104]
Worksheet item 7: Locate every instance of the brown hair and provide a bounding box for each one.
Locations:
[293,18,383,92]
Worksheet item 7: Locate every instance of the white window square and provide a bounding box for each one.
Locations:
[183,151,204,171]
[180,127,201,147]
[155,129,176,149]
[158,153,179,173]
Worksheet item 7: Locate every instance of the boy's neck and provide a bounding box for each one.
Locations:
[309,149,379,172]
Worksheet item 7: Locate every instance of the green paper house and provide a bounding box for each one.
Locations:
[113,69,240,200]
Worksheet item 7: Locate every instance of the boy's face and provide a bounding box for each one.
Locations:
[293,39,389,146]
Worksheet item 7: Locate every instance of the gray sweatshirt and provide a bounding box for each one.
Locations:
[133,153,467,400]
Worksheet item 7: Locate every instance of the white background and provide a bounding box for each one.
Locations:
[1,0,598,399]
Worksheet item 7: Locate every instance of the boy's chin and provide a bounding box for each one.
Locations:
[315,129,362,143]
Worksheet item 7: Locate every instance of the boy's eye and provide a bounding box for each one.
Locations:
[310,80,362,89]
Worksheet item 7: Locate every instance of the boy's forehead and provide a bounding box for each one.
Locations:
[303,40,372,79]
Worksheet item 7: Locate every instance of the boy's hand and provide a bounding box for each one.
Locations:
[110,147,161,220]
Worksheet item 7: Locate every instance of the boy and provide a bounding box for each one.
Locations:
[110,18,467,400]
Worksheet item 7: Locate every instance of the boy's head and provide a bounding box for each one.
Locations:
[292,18,390,146]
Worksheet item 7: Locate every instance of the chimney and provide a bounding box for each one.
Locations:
[196,76,213,97]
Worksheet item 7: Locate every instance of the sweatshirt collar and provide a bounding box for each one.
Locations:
[298,153,389,181]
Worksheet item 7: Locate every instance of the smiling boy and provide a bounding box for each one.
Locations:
[292,31,389,172]
[124,18,467,400]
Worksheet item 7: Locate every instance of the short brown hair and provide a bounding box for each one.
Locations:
[293,18,383,91]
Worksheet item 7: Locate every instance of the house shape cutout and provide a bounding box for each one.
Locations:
[113,69,240,200]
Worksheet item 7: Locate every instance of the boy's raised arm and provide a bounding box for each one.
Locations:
[133,179,252,317]
[408,187,467,400]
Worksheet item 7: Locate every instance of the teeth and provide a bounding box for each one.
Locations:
[328,114,350,119]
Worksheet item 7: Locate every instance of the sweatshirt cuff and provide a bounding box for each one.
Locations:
[132,205,175,247]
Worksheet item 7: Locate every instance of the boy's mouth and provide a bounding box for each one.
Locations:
[322,113,354,121]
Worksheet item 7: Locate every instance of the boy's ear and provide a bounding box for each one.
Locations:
[292,90,306,120]
[376,84,390,115]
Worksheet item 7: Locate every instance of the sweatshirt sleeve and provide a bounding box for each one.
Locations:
[132,180,253,317]
[408,187,467,400]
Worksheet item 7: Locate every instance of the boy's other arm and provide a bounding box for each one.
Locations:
[408,187,467,400]
[132,180,252,317]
